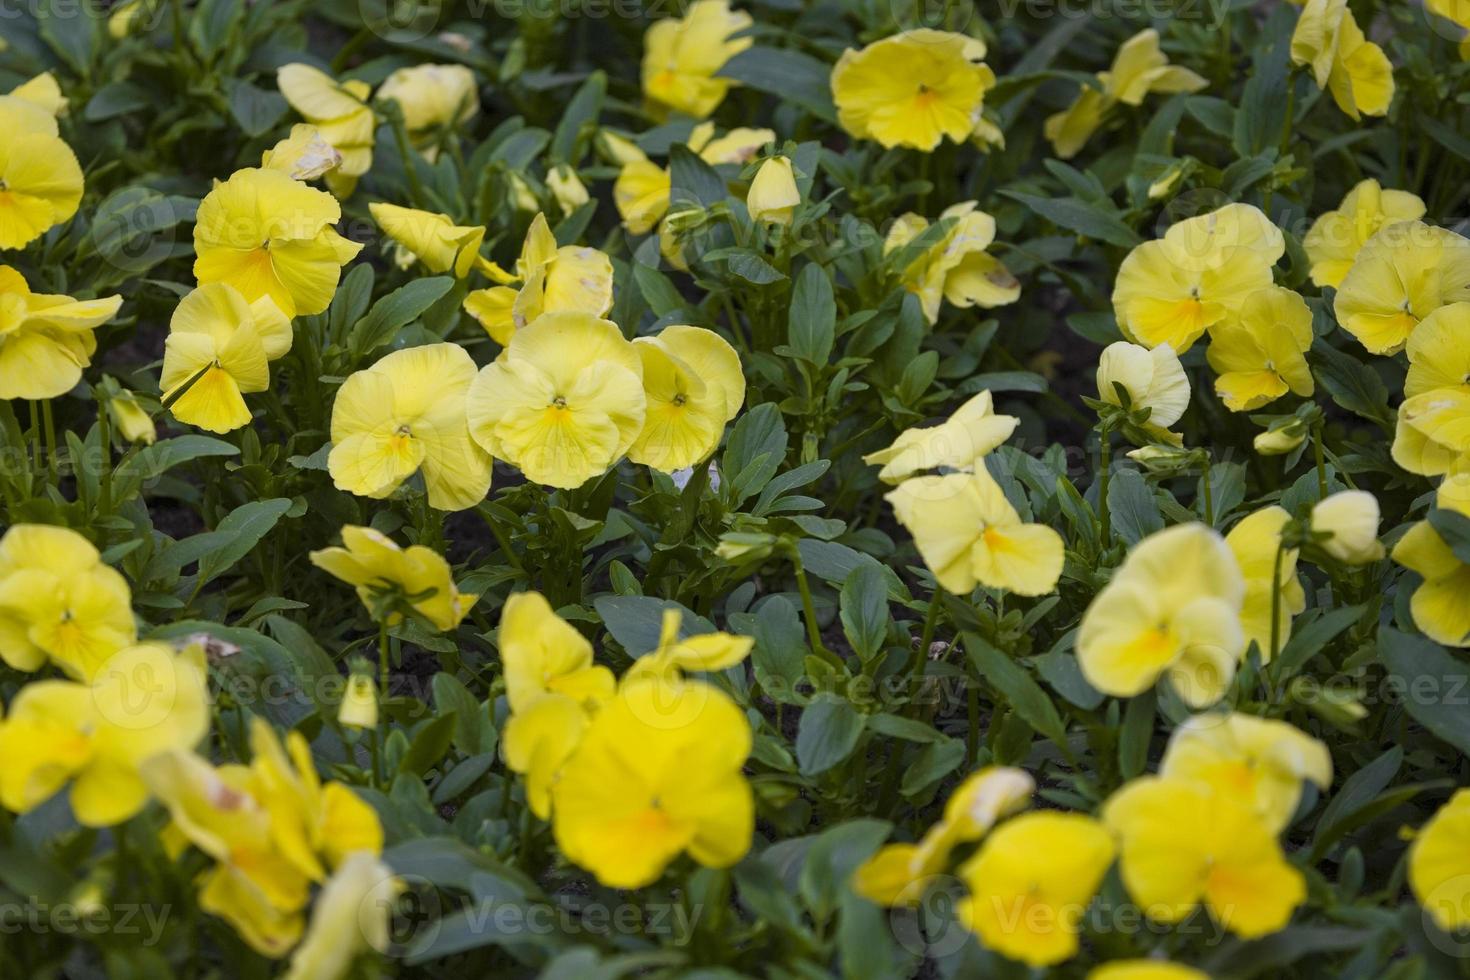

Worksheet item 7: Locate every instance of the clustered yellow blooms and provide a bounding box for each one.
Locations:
[276,64,374,196]
[1334,221,1470,356]
[611,123,773,235]
[883,201,1020,325]
[309,525,478,631]
[1303,179,1425,288]
[1290,0,1394,120]
[831,30,1000,151]
[1411,789,1470,933]
[497,593,754,887]
[0,264,123,400]
[1393,473,1470,646]
[1394,302,1470,476]
[641,0,752,119]
[1095,340,1190,443]
[1046,29,1206,159]
[143,718,386,957]
[871,393,1065,596]
[0,91,83,249]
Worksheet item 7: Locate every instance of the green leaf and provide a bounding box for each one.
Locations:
[722,403,787,503]
[1000,192,1142,248]
[727,252,787,284]
[839,563,888,662]
[1107,468,1164,545]
[788,263,836,365]
[432,673,491,756]
[1428,509,1470,566]
[550,70,606,163]
[796,696,866,776]
[593,595,712,657]
[1118,689,1156,779]
[226,79,288,137]
[964,634,1067,745]
[1312,340,1392,427]
[1378,628,1470,756]
[669,143,727,209]
[350,277,455,358]
[717,47,836,122]
[196,498,292,586]
[399,713,459,777]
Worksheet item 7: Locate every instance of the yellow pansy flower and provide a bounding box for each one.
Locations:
[193,167,363,318]
[551,675,753,888]
[883,201,1020,324]
[0,523,136,677]
[1392,474,1470,646]
[1077,523,1246,707]
[282,852,402,980]
[262,124,343,183]
[466,312,645,489]
[956,812,1115,968]
[1205,286,1315,412]
[864,390,1019,484]
[1309,489,1385,564]
[1304,179,1425,288]
[0,265,123,400]
[0,642,209,826]
[275,64,374,197]
[309,525,477,631]
[1046,29,1207,159]
[368,202,485,278]
[1334,221,1470,355]
[641,0,752,119]
[1103,776,1305,938]
[462,212,614,345]
[376,64,478,161]
[831,30,997,151]
[628,324,745,473]
[1160,712,1332,832]
[499,591,614,713]
[328,342,492,511]
[747,156,799,226]
[0,95,83,250]
[1290,0,1394,120]
[1096,340,1191,442]
[1406,302,1470,399]
[337,674,378,729]
[625,607,753,683]
[1089,962,1209,980]
[503,693,590,820]
[1393,389,1470,476]
[1411,788,1470,932]
[1225,506,1305,659]
[161,283,292,434]
[885,467,1066,597]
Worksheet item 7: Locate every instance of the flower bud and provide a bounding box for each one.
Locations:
[109,391,156,445]
[339,672,379,729]
[747,156,800,226]
[1310,490,1385,565]
[547,165,589,215]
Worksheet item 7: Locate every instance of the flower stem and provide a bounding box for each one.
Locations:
[1098,429,1113,544]
[1313,421,1328,501]
[792,550,838,667]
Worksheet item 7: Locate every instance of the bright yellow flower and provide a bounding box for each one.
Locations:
[832,30,997,151]
[1112,204,1284,353]
[625,607,753,684]
[0,264,123,400]
[261,125,343,183]
[1160,712,1332,833]
[1206,286,1315,412]
[8,72,67,117]
[161,283,292,434]
[1045,29,1206,159]
[1411,788,1470,932]
[1406,302,1470,399]
[368,202,485,278]
[338,674,378,729]
[1096,341,1191,441]
[462,212,613,345]
[1393,389,1470,477]
[956,812,1115,968]
[551,676,753,888]
[885,467,1066,596]
[0,642,209,826]
[0,523,136,677]
[1304,179,1425,288]
[283,852,402,980]
[1392,474,1470,647]
[546,165,589,215]
[641,0,753,119]
[499,591,614,714]
[853,766,1033,906]
[328,342,492,510]
[747,156,799,225]
[1103,776,1305,939]
[0,95,83,249]
[628,325,744,472]
[1089,962,1209,980]
[276,64,374,196]
[884,201,1020,324]
[1309,489,1384,564]
[864,390,1019,484]
[503,693,590,820]
[309,525,477,631]
[1077,524,1246,707]
[376,64,478,161]
[193,167,363,318]
[1225,506,1305,659]
[1334,221,1470,355]
[1290,0,1394,120]
[466,312,645,489]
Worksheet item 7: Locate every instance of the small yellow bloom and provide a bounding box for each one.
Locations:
[1309,489,1385,564]
[337,674,378,729]
[1334,221,1470,355]
[551,675,753,888]
[629,325,745,473]
[832,30,997,151]
[884,201,1019,324]
[283,852,402,980]
[108,390,157,445]
[329,343,492,510]
[1088,962,1209,980]
[1393,388,1470,477]
[368,202,485,278]
[161,283,292,434]
[1411,788,1470,932]
[747,156,799,226]
[1291,0,1395,120]
[1160,712,1332,832]
[1103,776,1305,939]
[641,0,752,119]
[193,167,363,318]
[262,125,344,183]
[1254,424,1308,455]
[0,96,84,250]
[1304,179,1425,288]
[376,64,478,161]
[1225,506,1305,659]
[864,390,1019,484]
[1206,286,1315,412]
[546,164,590,215]
[625,607,753,684]
[276,65,374,196]
[1096,341,1191,441]
[1392,475,1470,646]
[466,312,645,489]
[309,525,477,631]
[0,265,123,400]
[1077,524,1246,707]
[612,125,773,234]
[956,812,1115,968]
[885,467,1066,597]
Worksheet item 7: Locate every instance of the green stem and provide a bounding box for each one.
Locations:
[1201,454,1214,527]
[1313,421,1328,501]
[389,112,427,208]
[378,622,391,693]
[1098,429,1113,544]
[1268,538,1287,667]
[40,401,58,484]
[97,400,113,546]
[793,551,838,667]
